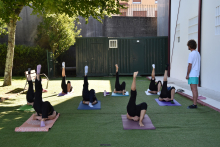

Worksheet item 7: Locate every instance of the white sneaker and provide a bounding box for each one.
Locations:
[157,91,161,95]
[62,62,65,68]
[89,102,93,107]
[85,65,88,75]
[152,64,155,69]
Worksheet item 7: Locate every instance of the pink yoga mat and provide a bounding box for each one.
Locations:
[15,113,60,132]
[198,96,206,100]
[121,114,156,130]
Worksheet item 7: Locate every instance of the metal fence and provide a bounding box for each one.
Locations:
[112,4,158,17]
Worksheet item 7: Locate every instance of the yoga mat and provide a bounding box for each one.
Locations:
[17,104,34,111]
[121,114,156,130]
[111,91,129,97]
[155,98,181,106]
[77,101,101,110]
[145,89,157,95]
[198,96,206,100]
[15,113,60,132]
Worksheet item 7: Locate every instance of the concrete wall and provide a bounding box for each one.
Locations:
[104,16,157,37]
[157,0,169,36]
[201,0,220,91]
[170,0,198,82]
[0,6,42,46]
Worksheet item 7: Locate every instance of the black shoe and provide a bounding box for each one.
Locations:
[187,104,197,109]
[170,100,175,104]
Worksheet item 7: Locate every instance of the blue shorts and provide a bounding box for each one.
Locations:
[188,77,199,85]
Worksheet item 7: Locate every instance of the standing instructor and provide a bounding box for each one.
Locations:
[186,39,201,109]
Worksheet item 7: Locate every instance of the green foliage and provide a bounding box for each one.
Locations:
[0,43,47,76]
[0,18,8,36]
[35,13,81,59]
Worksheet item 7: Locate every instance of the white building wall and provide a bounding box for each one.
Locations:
[201,0,220,92]
[170,0,199,82]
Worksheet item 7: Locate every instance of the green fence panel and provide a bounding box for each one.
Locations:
[76,37,168,76]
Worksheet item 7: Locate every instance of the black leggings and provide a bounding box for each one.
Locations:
[115,72,126,91]
[61,76,67,94]
[127,90,147,117]
[33,77,55,118]
[82,76,97,103]
[26,80,35,103]
[149,78,162,91]
[159,81,175,98]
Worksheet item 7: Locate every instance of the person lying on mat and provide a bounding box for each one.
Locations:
[148,64,162,95]
[61,62,73,95]
[158,64,175,104]
[114,64,126,95]
[32,64,58,127]
[82,65,98,108]
[127,71,147,127]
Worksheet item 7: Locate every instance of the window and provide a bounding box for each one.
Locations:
[215,6,220,35]
[109,40,118,48]
[176,24,180,43]
[133,0,141,4]
[188,16,198,42]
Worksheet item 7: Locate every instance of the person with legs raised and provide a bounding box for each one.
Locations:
[82,65,98,107]
[148,64,162,95]
[126,71,148,127]
[158,64,175,104]
[61,62,73,95]
[114,64,126,95]
[33,64,57,127]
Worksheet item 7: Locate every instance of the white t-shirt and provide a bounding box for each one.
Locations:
[187,50,201,77]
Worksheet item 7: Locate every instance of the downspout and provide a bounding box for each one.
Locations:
[168,0,171,77]
[198,0,202,87]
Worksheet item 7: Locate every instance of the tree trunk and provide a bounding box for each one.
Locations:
[3,18,17,86]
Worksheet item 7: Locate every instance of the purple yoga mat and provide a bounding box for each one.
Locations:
[121,114,156,130]
[155,98,181,106]
[198,96,206,100]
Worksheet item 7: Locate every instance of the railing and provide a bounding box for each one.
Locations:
[112,4,158,17]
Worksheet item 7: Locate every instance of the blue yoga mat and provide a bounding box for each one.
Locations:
[77,101,101,110]
[111,91,129,97]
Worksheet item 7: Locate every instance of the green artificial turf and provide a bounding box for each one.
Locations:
[0,76,220,147]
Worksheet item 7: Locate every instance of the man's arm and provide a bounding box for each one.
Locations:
[186,63,192,79]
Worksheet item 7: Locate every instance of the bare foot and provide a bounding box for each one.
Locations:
[114,89,116,93]
[115,64,118,71]
[133,71,138,78]
[123,90,126,95]
[139,121,144,127]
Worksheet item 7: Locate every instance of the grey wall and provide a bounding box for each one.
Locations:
[157,0,169,36]
[0,6,42,46]
[104,17,157,37]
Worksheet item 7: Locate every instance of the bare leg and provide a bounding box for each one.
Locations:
[170,89,175,100]
[62,67,65,77]
[115,64,118,73]
[163,70,168,82]
[28,73,31,81]
[151,67,155,80]
[139,110,146,127]
[191,84,198,105]
[131,71,138,91]
[157,82,162,92]
[36,64,41,81]
[67,83,71,92]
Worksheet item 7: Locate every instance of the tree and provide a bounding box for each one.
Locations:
[0,0,126,86]
[35,13,81,76]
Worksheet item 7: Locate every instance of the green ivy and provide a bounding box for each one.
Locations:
[0,43,47,76]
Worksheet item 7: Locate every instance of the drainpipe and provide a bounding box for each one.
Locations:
[198,0,202,87]
[168,0,171,77]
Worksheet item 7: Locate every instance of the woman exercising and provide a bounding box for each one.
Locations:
[158,64,175,104]
[114,64,126,95]
[148,64,162,95]
[82,65,98,107]
[127,71,148,127]
[61,62,73,95]
[31,65,57,127]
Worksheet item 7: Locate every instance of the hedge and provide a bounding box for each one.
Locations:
[0,43,48,76]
